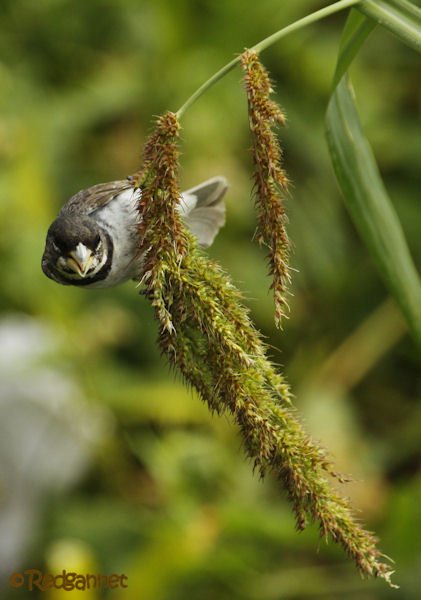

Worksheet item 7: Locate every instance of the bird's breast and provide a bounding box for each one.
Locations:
[90,188,141,287]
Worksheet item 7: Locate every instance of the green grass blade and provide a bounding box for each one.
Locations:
[326,77,421,348]
[358,0,421,52]
[332,9,375,87]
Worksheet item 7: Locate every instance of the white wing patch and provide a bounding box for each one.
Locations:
[179,176,227,247]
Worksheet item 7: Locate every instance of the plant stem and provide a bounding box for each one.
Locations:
[176,0,361,119]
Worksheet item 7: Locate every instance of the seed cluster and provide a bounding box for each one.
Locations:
[242,49,291,328]
[132,107,395,587]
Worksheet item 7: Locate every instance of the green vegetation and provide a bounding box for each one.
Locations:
[0,1,419,598]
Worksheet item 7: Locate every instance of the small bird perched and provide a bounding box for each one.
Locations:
[42,176,227,288]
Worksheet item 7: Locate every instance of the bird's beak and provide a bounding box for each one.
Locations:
[67,244,94,277]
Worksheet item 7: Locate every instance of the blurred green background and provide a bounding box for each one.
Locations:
[0,1,420,598]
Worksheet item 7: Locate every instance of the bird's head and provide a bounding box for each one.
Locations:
[42,217,112,286]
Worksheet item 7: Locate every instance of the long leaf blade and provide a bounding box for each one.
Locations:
[358,0,421,52]
[326,77,421,347]
[332,9,375,87]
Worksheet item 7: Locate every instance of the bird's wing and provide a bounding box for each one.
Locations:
[61,176,227,248]
[62,180,133,215]
[179,176,227,247]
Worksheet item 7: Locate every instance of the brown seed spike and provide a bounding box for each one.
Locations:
[132,111,188,264]
[241,49,291,327]
[129,109,395,588]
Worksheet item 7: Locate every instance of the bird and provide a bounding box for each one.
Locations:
[41,176,227,288]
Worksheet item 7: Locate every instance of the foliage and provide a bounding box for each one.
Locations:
[0,1,420,599]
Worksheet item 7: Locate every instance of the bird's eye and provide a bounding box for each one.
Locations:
[52,241,61,253]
